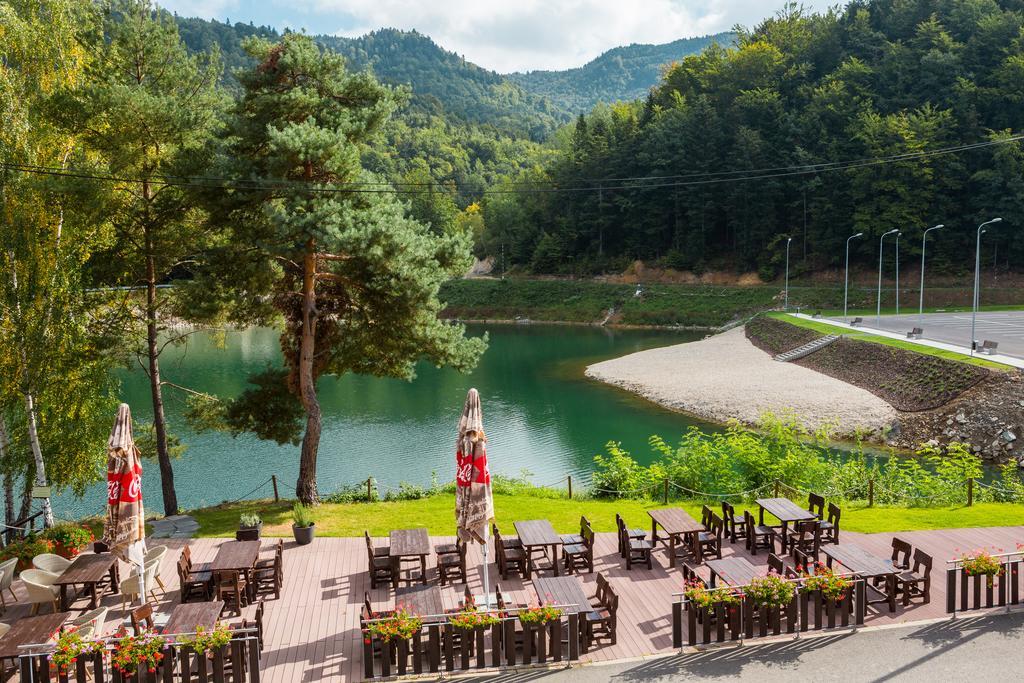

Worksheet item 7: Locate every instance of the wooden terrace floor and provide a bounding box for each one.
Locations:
[1,525,1022,681]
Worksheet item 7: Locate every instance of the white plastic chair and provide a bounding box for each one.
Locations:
[0,622,10,639]
[71,606,109,636]
[19,569,60,615]
[144,545,169,590]
[119,559,161,612]
[32,553,72,576]
[0,558,17,613]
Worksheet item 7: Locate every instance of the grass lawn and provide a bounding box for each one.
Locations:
[767,312,1009,370]
[188,495,1024,538]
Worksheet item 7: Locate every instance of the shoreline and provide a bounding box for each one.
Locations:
[441,316,726,332]
[585,326,898,438]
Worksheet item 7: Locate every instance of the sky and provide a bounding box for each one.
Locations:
[156,0,840,73]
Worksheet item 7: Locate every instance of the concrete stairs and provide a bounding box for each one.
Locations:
[773,334,840,362]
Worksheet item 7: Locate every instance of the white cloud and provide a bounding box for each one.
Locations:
[158,0,840,73]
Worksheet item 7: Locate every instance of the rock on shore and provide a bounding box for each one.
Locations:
[586,326,897,436]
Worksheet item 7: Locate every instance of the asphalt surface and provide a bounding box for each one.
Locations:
[455,611,1024,683]
[835,311,1024,359]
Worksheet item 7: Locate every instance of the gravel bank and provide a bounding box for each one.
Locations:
[586,326,897,436]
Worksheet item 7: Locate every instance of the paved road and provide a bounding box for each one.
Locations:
[832,311,1024,359]
[459,612,1024,682]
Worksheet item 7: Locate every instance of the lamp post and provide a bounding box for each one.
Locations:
[844,232,864,322]
[894,231,902,316]
[972,218,1002,354]
[877,229,899,326]
[918,224,944,326]
[784,237,793,311]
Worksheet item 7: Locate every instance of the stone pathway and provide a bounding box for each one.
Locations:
[148,514,199,539]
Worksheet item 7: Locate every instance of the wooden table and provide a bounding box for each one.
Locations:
[210,540,261,600]
[822,543,897,612]
[534,576,589,656]
[756,498,816,553]
[647,508,705,567]
[396,585,444,623]
[53,553,119,611]
[162,601,225,635]
[0,613,67,664]
[514,520,562,578]
[706,557,764,588]
[389,528,430,588]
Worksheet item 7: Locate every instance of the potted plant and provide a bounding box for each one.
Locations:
[111,631,166,678]
[50,626,106,676]
[0,535,54,572]
[801,562,853,602]
[745,573,796,611]
[291,502,315,545]
[236,513,262,541]
[365,606,422,643]
[517,603,562,627]
[960,548,1003,588]
[449,606,501,631]
[42,524,95,559]
[182,623,231,659]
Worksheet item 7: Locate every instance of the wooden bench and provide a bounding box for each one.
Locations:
[979,340,999,355]
[850,317,863,327]
[906,327,923,339]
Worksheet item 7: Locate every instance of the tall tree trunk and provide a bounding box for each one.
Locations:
[23,391,53,527]
[18,471,31,523]
[295,239,322,505]
[0,414,14,535]
[144,214,178,516]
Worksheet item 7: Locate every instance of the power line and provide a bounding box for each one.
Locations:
[1,134,1020,195]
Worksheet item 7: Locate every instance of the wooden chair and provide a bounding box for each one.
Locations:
[895,549,932,606]
[438,537,468,586]
[254,547,283,600]
[215,570,248,616]
[619,516,652,570]
[130,603,155,636]
[585,584,618,647]
[792,548,813,574]
[807,493,825,519]
[681,561,708,587]
[767,553,799,579]
[560,515,591,546]
[365,533,394,589]
[695,513,723,561]
[563,524,594,574]
[889,538,912,571]
[819,503,841,545]
[720,501,747,543]
[787,520,821,563]
[700,505,714,529]
[493,526,527,580]
[745,509,776,556]
[178,556,212,603]
[615,514,647,558]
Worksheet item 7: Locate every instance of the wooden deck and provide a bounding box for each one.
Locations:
[1,525,1022,681]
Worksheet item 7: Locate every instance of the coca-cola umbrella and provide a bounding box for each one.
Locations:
[102,403,147,604]
[455,388,495,607]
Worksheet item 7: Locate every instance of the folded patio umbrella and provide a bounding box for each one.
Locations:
[102,403,148,603]
[455,388,495,605]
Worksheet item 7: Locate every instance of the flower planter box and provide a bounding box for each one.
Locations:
[236,523,262,542]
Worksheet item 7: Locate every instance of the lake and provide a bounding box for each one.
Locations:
[53,324,714,518]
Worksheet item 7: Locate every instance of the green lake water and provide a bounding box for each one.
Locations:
[54,324,714,518]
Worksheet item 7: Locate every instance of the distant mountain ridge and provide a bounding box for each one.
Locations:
[509,33,735,113]
[172,14,729,137]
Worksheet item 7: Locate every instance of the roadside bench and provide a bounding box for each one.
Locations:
[906,327,923,339]
[979,340,999,355]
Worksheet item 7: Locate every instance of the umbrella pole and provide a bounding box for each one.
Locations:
[482,527,491,610]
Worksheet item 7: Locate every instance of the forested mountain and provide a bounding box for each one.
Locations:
[509,33,734,113]
[483,1,1024,277]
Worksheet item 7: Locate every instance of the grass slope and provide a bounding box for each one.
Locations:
[189,495,1024,538]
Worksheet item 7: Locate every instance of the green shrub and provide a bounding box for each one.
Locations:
[292,503,315,528]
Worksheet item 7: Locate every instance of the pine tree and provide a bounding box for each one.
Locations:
[188,33,486,504]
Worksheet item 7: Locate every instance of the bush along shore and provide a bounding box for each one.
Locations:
[746,315,1023,463]
[185,417,1024,538]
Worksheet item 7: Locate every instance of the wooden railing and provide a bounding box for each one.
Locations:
[946,552,1022,615]
[15,629,261,683]
[362,605,581,678]
[671,578,867,648]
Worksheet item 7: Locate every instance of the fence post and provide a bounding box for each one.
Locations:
[367,477,373,502]
[663,478,669,505]
[271,475,279,503]
[868,479,874,508]
[967,478,974,507]
[567,475,573,500]
[773,480,779,497]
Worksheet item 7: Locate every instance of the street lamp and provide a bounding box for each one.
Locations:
[972,217,1002,354]
[877,229,899,325]
[894,231,902,316]
[784,236,793,311]
[844,232,864,322]
[918,224,944,325]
